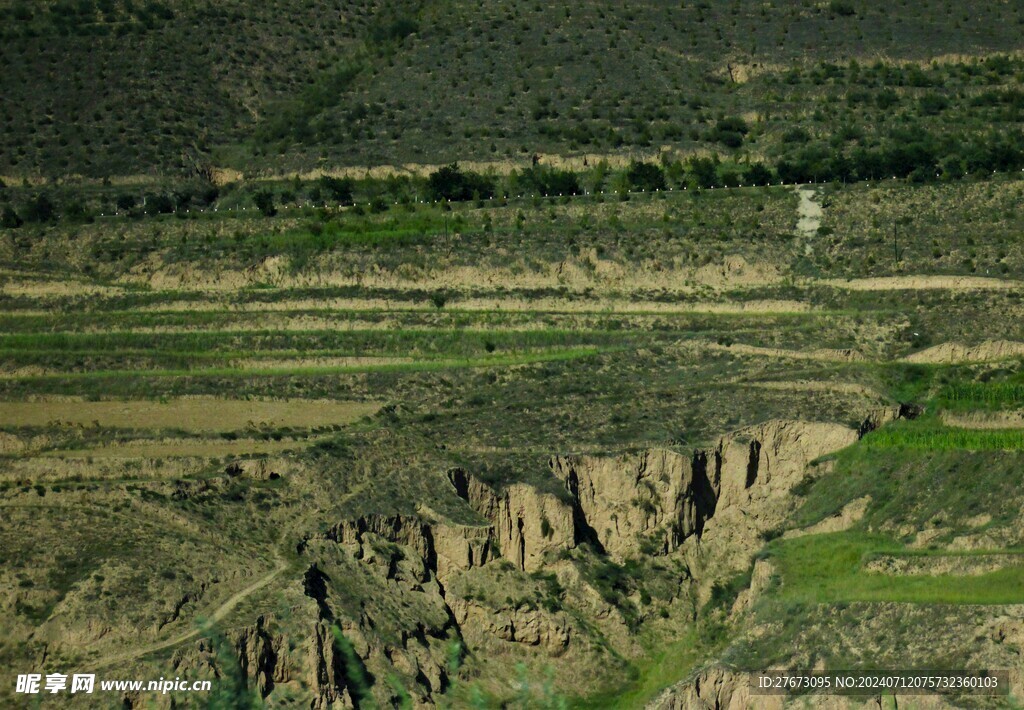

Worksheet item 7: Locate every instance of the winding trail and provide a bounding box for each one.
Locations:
[85,554,290,672]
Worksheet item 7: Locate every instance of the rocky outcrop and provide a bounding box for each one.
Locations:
[649,665,783,710]
[447,469,575,572]
[714,420,858,511]
[431,520,495,585]
[448,597,571,656]
[310,620,361,709]
[234,615,289,697]
[550,449,715,559]
[171,615,291,700]
[300,533,455,708]
[546,421,857,562]
[303,511,494,587]
[287,418,870,706]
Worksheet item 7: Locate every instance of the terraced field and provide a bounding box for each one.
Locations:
[2,168,1024,707]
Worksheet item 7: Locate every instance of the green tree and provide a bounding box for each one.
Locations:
[319,176,354,204]
[625,161,666,191]
[21,193,55,223]
[688,157,719,188]
[426,164,494,202]
[1,206,22,229]
[254,190,277,217]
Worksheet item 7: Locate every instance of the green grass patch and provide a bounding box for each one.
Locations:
[860,418,1024,451]
[573,628,705,710]
[794,438,1024,533]
[764,532,1024,605]
[937,381,1024,411]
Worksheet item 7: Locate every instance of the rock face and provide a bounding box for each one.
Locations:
[550,449,716,559]
[446,468,576,572]
[235,615,289,697]
[448,597,571,656]
[548,420,858,562]
[649,665,783,710]
[222,418,867,707]
[714,419,858,510]
[903,339,1024,364]
[172,615,291,700]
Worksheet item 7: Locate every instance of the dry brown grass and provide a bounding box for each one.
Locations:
[0,398,379,431]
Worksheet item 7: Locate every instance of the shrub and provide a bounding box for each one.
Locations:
[918,93,949,116]
[709,116,749,147]
[688,156,719,188]
[517,165,581,196]
[145,193,174,215]
[829,0,855,16]
[625,161,666,191]
[743,162,775,186]
[426,163,495,201]
[1,206,22,229]
[21,193,55,223]
[254,190,277,217]
[319,176,353,204]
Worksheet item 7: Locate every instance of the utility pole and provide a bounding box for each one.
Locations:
[893,220,899,266]
[894,216,911,267]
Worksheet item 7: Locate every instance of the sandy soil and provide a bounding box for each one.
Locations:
[865,553,1020,577]
[233,356,415,370]
[701,341,865,362]
[903,340,1024,364]
[746,380,883,399]
[795,187,823,239]
[132,296,814,316]
[819,275,1023,291]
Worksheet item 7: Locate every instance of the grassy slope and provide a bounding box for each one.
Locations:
[2,0,1024,177]
[766,532,1024,605]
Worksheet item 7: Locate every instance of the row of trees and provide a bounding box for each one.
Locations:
[3,129,1023,228]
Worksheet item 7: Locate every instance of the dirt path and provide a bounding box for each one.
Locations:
[795,187,822,242]
[86,554,290,672]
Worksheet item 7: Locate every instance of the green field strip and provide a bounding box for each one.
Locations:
[765,532,1024,605]
[0,346,612,381]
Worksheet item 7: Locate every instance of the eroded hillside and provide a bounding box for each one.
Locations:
[2,169,1024,708]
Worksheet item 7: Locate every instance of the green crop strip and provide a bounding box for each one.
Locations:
[1,346,611,381]
[860,419,1024,451]
[937,381,1024,411]
[764,532,1024,605]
